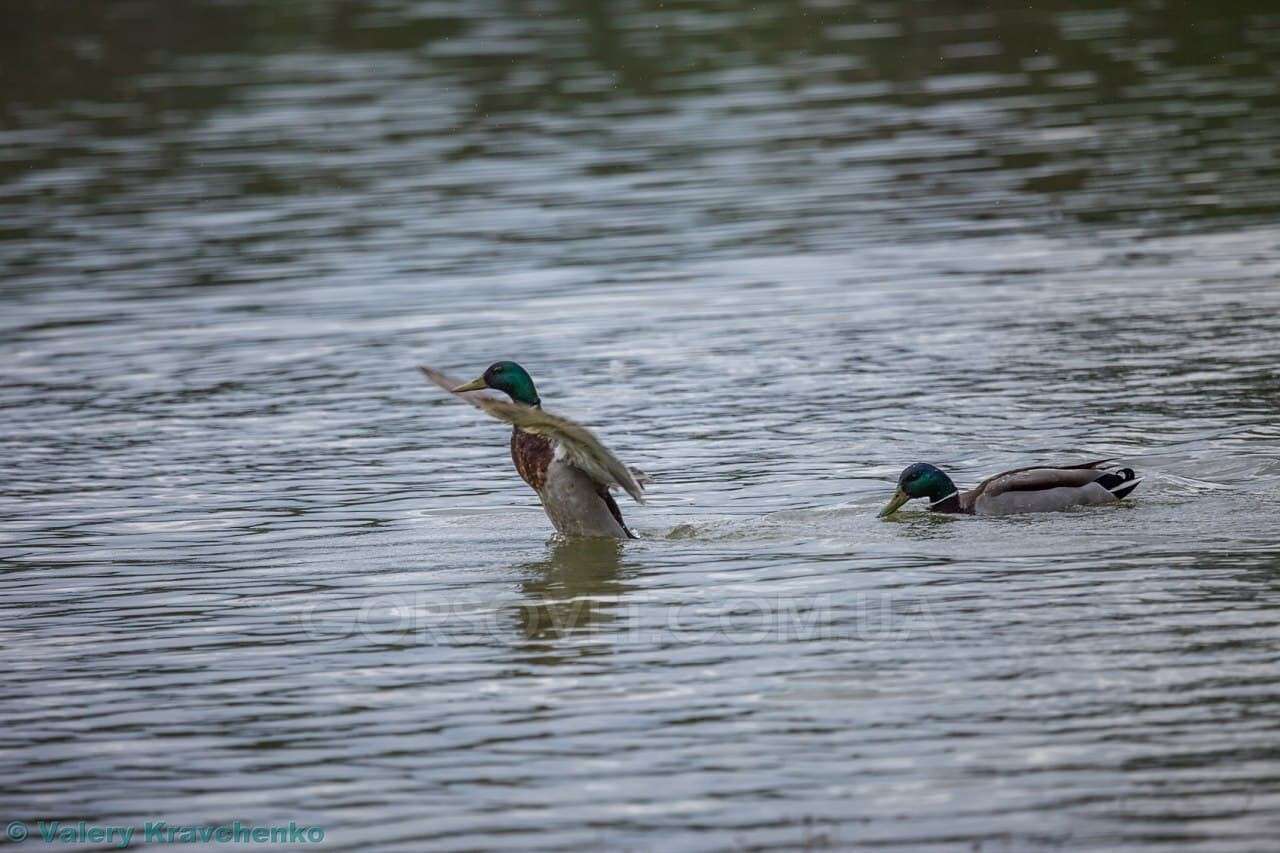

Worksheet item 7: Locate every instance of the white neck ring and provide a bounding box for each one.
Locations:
[929,490,959,509]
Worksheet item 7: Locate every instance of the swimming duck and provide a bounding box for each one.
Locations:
[880,460,1141,518]
[420,362,645,539]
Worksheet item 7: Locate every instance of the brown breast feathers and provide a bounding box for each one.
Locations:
[510,427,553,492]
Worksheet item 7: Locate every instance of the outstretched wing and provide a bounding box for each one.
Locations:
[975,459,1112,500]
[420,365,500,412]
[419,366,646,504]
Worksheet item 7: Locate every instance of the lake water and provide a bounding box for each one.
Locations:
[4,1,1280,849]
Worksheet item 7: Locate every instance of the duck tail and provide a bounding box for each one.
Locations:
[1096,467,1141,500]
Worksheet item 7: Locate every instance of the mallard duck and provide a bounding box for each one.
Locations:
[420,362,645,539]
[879,460,1141,518]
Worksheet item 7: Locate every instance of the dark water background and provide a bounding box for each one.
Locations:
[4,1,1280,849]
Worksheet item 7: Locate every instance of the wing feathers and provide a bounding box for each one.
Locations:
[974,460,1117,500]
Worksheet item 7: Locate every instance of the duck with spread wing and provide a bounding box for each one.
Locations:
[420,362,646,539]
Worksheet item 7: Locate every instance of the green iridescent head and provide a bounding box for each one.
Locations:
[452,361,541,406]
[879,463,957,517]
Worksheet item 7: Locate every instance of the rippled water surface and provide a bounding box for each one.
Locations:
[5,1,1280,849]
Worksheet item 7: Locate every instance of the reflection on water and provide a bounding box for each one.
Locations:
[4,0,1280,849]
[515,539,629,650]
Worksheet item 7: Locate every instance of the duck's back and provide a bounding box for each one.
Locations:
[964,462,1139,516]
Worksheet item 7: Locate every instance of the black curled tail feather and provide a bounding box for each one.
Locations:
[1110,480,1141,500]
[1095,467,1141,500]
[600,488,639,539]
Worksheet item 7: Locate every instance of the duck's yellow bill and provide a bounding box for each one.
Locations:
[879,487,910,518]
[452,376,488,393]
